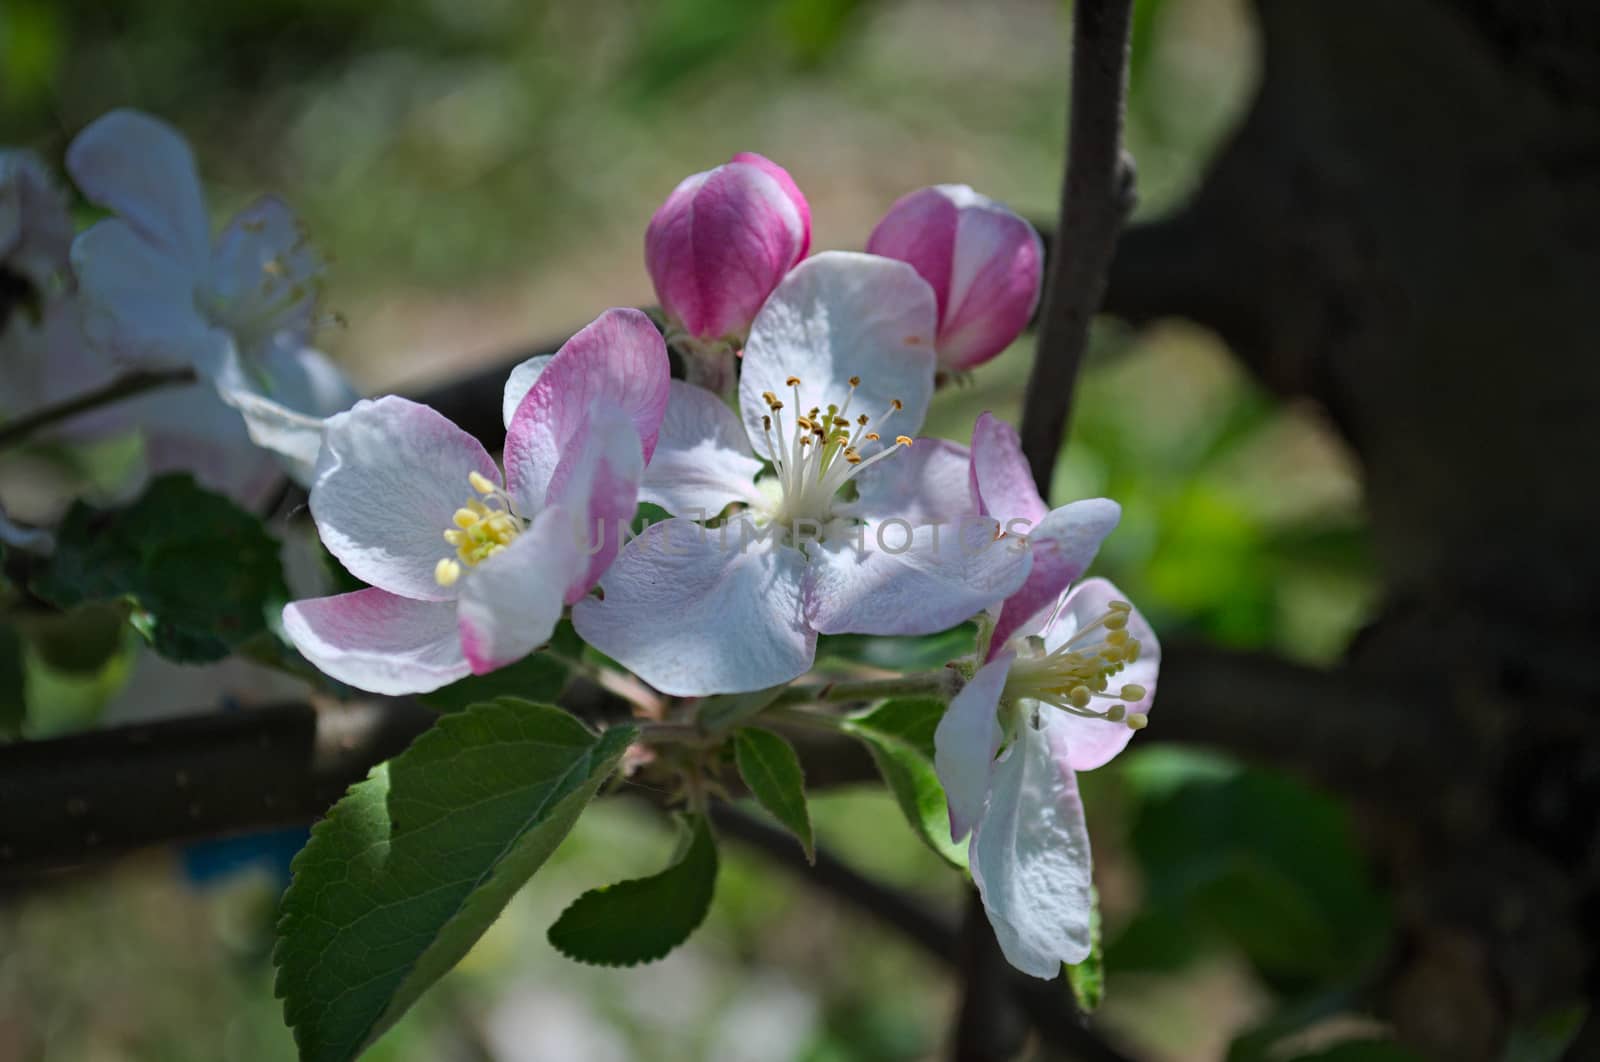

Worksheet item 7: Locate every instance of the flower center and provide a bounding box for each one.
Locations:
[1003,599,1149,730]
[434,471,523,587]
[756,374,912,528]
[195,242,316,356]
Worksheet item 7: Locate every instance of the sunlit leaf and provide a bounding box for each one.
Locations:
[734,727,814,862]
[843,697,966,868]
[1066,886,1104,1012]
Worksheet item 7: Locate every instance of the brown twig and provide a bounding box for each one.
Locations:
[0,367,198,451]
[1017,0,1138,497]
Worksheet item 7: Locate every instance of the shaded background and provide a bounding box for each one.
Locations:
[0,0,1524,1058]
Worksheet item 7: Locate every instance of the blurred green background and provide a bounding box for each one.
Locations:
[0,0,1395,1059]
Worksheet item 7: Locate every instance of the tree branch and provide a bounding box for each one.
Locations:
[1017,0,1138,495]
[0,367,198,451]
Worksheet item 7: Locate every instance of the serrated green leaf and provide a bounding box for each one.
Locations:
[547,812,718,967]
[0,623,24,738]
[733,727,814,862]
[30,474,287,662]
[274,698,633,1062]
[1066,886,1104,1012]
[696,684,786,731]
[843,697,966,868]
[419,651,570,712]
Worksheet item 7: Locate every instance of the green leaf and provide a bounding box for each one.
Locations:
[817,623,975,672]
[547,812,719,967]
[1503,1002,1588,1062]
[274,698,633,1062]
[733,727,814,862]
[419,651,570,712]
[696,684,786,731]
[843,697,966,868]
[1066,886,1104,1012]
[0,623,24,738]
[31,474,287,663]
[15,601,129,675]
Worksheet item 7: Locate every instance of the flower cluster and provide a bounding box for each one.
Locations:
[1,119,1159,982]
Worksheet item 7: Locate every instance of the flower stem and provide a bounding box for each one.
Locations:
[0,367,198,451]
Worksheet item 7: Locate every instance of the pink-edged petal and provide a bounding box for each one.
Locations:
[970,411,1047,528]
[543,399,645,602]
[1042,578,1161,771]
[804,517,1031,637]
[969,713,1095,977]
[501,354,552,429]
[66,109,210,270]
[71,219,229,373]
[937,186,1044,371]
[989,498,1122,655]
[209,195,325,352]
[729,152,812,259]
[934,653,1012,842]
[639,380,764,517]
[572,516,814,696]
[456,507,577,674]
[865,186,958,320]
[503,307,669,513]
[310,396,500,602]
[645,157,809,341]
[283,588,469,695]
[740,252,938,460]
[836,437,976,526]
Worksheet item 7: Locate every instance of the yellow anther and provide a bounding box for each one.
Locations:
[1109,599,1132,612]
[443,529,465,546]
[845,450,863,464]
[1100,644,1125,662]
[1069,686,1092,708]
[1106,629,1129,647]
[1120,684,1147,701]
[1126,712,1149,731]
[890,399,904,411]
[857,413,869,426]
[1126,640,1142,663]
[848,375,861,387]
[762,415,772,430]
[1105,704,1126,722]
[786,376,802,386]
[865,432,880,441]
[1104,611,1128,630]
[894,435,913,447]
[468,470,497,495]
[467,498,490,516]
[770,400,784,411]
[833,416,849,427]
[434,558,462,587]
[453,508,479,528]
[796,416,815,431]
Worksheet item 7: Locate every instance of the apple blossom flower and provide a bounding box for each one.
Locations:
[572,251,1033,697]
[64,109,356,499]
[283,308,669,695]
[0,150,73,295]
[645,152,810,392]
[866,184,1043,373]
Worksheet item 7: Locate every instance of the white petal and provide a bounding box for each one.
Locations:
[209,195,325,353]
[804,517,1031,637]
[501,354,552,429]
[740,251,937,460]
[310,397,501,602]
[456,507,577,674]
[969,713,1094,977]
[218,341,357,486]
[572,517,814,696]
[70,219,227,373]
[934,653,1011,842]
[282,588,469,696]
[639,381,764,517]
[836,436,975,526]
[66,109,210,269]
[133,376,280,505]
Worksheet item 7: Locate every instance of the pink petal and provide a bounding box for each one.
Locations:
[988,498,1121,656]
[282,588,469,695]
[970,412,1048,527]
[645,156,810,341]
[1042,578,1161,771]
[730,152,812,259]
[503,307,669,514]
[542,399,645,602]
[865,186,958,323]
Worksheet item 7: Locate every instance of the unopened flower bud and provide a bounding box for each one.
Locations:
[645,152,810,346]
[866,184,1042,372]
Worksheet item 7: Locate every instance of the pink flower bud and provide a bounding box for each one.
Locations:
[866,184,1043,372]
[645,153,810,344]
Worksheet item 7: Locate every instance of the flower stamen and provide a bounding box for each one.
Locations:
[435,470,523,584]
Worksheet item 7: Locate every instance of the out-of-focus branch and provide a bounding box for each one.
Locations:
[710,804,1137,1062]
[1017,0,1138,496]
[0,367,198,451]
